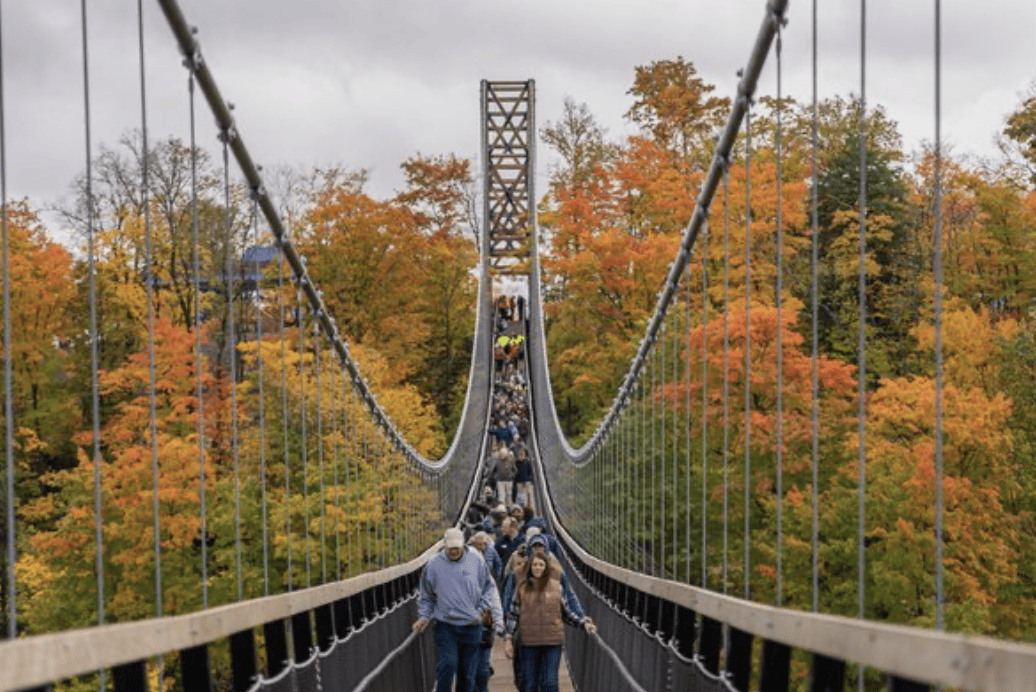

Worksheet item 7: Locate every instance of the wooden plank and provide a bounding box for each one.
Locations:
[487,638,574,691]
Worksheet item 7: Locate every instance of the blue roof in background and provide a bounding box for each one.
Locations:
[241,246,279,264]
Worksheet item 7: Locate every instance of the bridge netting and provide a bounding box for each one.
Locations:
[3,0,1036,691]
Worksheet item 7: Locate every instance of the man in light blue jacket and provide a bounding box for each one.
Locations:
[413,527,503,692]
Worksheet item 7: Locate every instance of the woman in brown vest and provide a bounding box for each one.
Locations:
[502,554,596,692]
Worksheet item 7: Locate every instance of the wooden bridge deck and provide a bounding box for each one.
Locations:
[486,638,575,692]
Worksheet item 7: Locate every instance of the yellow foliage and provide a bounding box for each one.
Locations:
[912,301,1017,393]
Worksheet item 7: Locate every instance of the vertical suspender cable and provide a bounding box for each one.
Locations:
[363,396,371,570]
[405,447,411,563]
[0,0,12,642]
[775,22,785,607]
[688,258,695,586]
[634,372,642,571]
[624,399,630,566]
[254,195,269,596]
[619,403,625,566]
[601,431,606,558]
[342,369,351,578]
[640,373,645,573]
[602,441,606,556]
[188,68,208,610]
[350,386,359,577]
[811,0,820,616]
[606,412,611,560]
[722,168,731,595]
[671,303,678,579]
[627,400,633,569]
[222,131,242,602]
[595,448,600,549]
[279,243,292,593]
[858,2,869,670]
[377,397,384,566]
[613,407,618,558]
[377,422,385,567]
[660,314,666,576]
[332,352,341,581]
[397,444,403,567]
[137,0,163,620]
[933,0,945,633]
[743,98,753,601]
[651,342,658,576]
[698,247,706,588]
[639,375,646,574]
[622,389,627,566]
[298,287,310,587]
[80,0,106,650]
[627,381,633,568]
[633,373,638,571]
[596,449,605,551]
[597,439,602,556]
[315,322,326,584]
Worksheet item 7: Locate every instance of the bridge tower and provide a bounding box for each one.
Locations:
[481,80,535,276]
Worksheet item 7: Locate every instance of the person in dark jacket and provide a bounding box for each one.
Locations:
[522,518,560,558]
[514,449,534,510]
[479,504,508,540]
[495,517,522,566]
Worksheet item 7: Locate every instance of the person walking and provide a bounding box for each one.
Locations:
[467,532,503,692]
[469,531,503,582]
[414,527,503,692]
[503,552,596,692]
[495,517,522,566]
[494,446,517,507]
[514,449,534,511]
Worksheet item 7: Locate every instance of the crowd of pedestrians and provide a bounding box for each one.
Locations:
[412,291,596,691]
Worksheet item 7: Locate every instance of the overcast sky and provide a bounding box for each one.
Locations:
[4,0,1034,248]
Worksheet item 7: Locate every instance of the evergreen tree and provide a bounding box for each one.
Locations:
[811,130,922,379]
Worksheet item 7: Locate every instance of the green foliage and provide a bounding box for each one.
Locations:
[1004,91,1036,187]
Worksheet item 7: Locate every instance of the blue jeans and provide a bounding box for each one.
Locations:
[519,645,562,692]
[433,621,482,692]
[474,645,492,692]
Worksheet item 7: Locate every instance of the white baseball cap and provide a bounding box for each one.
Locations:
[444,527,465,549]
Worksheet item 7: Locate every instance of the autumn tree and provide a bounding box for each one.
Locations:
[625,56,730,167]
[239,332,443,589]
[541,96,617,188]
[61,132,246,334]
[18,320,230,633]
[1003,85,1036,187]
[808,119,921,379]
[394,154,479,432]
[814,373,1019,631]
[539,136,689,436]
[0,201,79,636]
[910,148,1036,317]
[0,202,79,469]
[301,185,424,378]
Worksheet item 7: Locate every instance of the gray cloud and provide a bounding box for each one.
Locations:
[5,0,1033,247]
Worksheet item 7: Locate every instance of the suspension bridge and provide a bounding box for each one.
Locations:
[2,0,1036,690]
